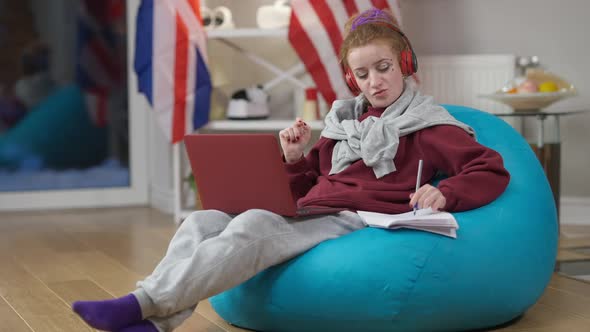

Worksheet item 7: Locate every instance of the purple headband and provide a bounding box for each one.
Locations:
[351,8,393,31]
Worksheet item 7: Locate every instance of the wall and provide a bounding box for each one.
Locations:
[401,0,590,200]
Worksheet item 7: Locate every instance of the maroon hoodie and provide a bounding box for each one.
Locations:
[284,107,510,214]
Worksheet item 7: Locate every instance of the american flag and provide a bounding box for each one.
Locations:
[288,0,403,106]
[134,0,211,144]
[76,0,126,127]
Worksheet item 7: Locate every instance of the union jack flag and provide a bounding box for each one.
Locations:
[288,0,403,106]
[134,0,211,144]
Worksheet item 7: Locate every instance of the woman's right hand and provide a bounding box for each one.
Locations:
[279,118,312,163]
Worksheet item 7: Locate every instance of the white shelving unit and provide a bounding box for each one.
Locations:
[208,28,307,92]
[173,28,317,222]
[205,119,324,131]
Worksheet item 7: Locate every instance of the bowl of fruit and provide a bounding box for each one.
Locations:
[479,69,577,112]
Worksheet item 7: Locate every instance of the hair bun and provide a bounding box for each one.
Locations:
[350,8,397,31]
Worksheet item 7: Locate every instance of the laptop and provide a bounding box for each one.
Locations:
[184,134,344,217]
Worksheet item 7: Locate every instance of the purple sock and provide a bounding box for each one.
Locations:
[118,320,159,332]
[72,293,143,331]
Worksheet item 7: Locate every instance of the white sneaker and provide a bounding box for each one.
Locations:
[226,86,270,120]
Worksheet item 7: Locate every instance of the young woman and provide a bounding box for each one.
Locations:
[72,8,509,332]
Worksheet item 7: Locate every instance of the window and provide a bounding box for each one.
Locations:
[0,0,130,192]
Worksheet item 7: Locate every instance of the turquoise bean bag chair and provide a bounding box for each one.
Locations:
[210,105,558,332]
[0,85,108,170]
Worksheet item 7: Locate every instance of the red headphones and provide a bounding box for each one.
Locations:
[344,23,417,95]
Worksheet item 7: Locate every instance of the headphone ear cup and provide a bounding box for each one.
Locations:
[345,68,361,95]
[400,50,410,76]
[400,50,417,76]
[411,51,418,74]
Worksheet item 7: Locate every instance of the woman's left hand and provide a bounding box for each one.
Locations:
[409,184,447,211]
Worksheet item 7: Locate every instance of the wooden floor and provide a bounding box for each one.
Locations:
[1,207,589,332]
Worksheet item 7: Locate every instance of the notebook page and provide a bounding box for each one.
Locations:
[357,208,458,228]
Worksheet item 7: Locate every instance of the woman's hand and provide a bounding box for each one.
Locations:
[279,118,312,163]
[409,184,447,211]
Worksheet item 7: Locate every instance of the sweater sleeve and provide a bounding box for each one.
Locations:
[418,125,510,212]
[283,139,323,201]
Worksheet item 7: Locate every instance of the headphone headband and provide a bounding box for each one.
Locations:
[371,22,416,69]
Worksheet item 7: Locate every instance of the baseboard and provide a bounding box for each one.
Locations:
[150,184,174,215]
[561,196,590,226]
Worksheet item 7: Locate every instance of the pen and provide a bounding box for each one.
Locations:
[413,159,423,215]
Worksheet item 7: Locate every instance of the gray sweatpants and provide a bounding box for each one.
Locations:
[132,208,366,332]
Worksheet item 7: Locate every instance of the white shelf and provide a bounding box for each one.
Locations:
[204,120,325,131]
[207,28,287,39]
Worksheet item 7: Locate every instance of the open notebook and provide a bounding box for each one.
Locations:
[357,208,459,238]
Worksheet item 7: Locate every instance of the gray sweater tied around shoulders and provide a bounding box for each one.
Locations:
[320,81,475,179]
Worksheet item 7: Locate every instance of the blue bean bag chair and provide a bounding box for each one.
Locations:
[0,85,108,170]
[210,105,558,332]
